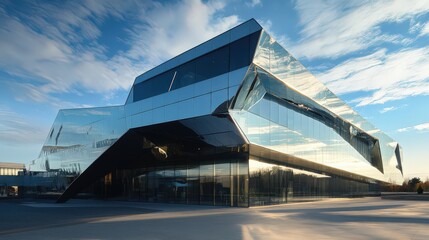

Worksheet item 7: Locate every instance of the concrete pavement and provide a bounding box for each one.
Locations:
[1,197,428,239]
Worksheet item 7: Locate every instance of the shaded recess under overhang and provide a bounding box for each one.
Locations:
[57,115,248,203]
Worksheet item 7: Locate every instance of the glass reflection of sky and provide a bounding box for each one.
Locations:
[249,159,330,178]
[231,110,385,180]
[242,30,403,183]
[30,106,126,173]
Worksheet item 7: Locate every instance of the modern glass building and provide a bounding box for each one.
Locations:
[29,19,404,207]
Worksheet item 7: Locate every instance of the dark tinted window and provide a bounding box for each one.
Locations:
[172,60,196,90]
[249,31,259,62]
[134,70,174,101]
[230,35,249,70]
[211,45,230,76]
[133,30,261,102]
[230,31,260,70]
[196,45,229,82]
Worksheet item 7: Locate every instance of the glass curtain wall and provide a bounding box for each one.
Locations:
[94,158,249,207]
[249,159,375,206]
[252,30,403,184]
[84,115,250,207]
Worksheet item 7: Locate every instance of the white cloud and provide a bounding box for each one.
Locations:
[292,0,429,59]
[415,123,429,131]
[4,81,86,109]
[409,19,423,34]
[379,104,407,114]
[397,127,408,132]
[14,0,130,44]
[0,0,238,107]
[247,0,262,8]
[125,0,239,64]
[0,1,141,99]
[419,21,429,36]
[317,47,429,106]
[397,122,429,132]
[380,106,396,114]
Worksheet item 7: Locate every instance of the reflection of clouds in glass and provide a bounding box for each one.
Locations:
[367,129,381,135]
[247,125,287,135]
[243,79,266,111]
[232,108,384,178]
[250,30,402,182]
[253,30,385,137]
[249,159,331,178]
[270,141,326,154]
[321,96,353,115]
[328,161,384,178]
[86,109,112,116]
[30,105,126,173]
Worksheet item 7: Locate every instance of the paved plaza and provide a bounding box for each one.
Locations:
[1,197,428,239]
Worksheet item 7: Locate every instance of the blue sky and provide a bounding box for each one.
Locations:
[0,0,428,181]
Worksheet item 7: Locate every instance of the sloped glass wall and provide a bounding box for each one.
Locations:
[29,106,127,191]
[250,30,403,183]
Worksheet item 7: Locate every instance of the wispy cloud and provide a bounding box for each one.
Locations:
[380,106,396,114]
[246,0,262,8]
[4,81,85,109]
[292,0,429,59]
[419,21,429,36]
[0,0,238,107]
[398,122,429,132]
[125,0,239,64]
[0,1,141,102]
[409,18,425,34]
[379,104,407,114]
[0,106,48,144]
[317,47,429,106]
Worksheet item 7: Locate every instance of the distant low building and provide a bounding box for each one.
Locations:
[0,162,25,197]
[0,162,25,176]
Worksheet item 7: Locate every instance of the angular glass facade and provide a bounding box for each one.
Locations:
[29,19,403,207]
